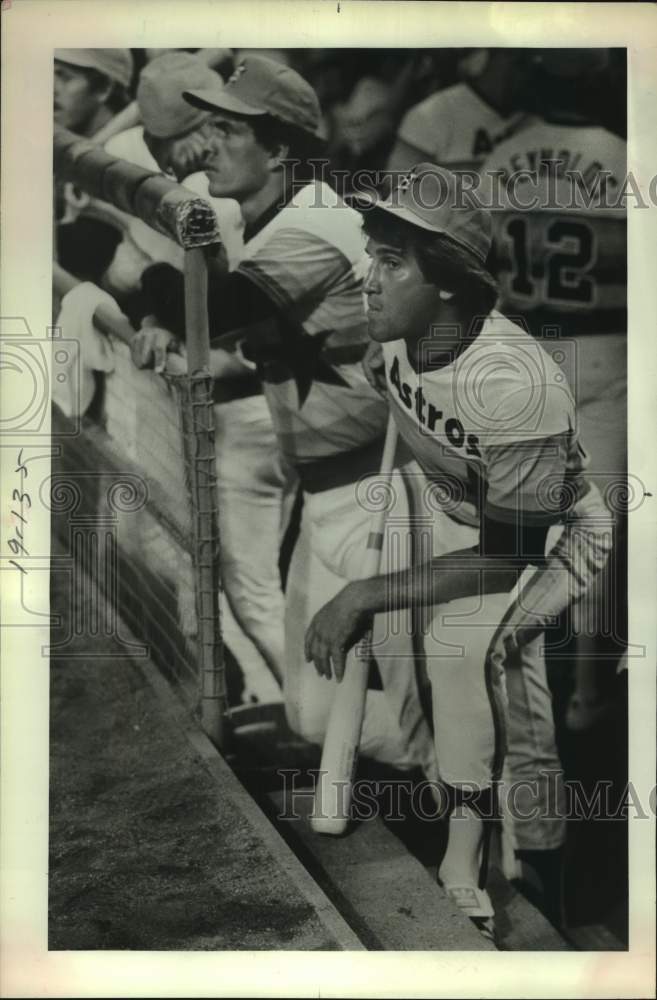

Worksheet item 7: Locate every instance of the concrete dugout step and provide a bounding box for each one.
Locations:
[266,789,495,951]
[231,721,572,951]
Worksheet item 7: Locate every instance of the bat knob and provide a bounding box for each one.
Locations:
[309,815,350,836]
[310,768,354,836]
[157,193,221,248]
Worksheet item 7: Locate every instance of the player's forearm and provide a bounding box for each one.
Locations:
[207,269,278,336]
[349,547,523,616]
[140,261,277,342]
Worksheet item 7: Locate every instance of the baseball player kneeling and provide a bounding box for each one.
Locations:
[305,164,612,937]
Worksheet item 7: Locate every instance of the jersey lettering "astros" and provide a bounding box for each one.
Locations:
[383,312,589,529]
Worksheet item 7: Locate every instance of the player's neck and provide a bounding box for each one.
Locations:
[239,173,290,233]
[404,305,481,373]
[86,104,114,139]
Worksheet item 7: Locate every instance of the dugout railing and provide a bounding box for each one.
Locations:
[52,126,226,748]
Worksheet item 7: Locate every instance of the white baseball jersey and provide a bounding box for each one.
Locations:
[380,313,599,828]
[481,121,627,333]
[396,83,535,172]
[231,181,388,466]
[382,311,588,531]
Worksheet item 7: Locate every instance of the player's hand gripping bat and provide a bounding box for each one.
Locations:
[311,414,399,835]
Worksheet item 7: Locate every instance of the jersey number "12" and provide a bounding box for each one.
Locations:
[506,218,596,305]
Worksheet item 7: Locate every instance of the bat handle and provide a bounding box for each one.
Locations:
[310,415,399,835]
[310,636,371,835]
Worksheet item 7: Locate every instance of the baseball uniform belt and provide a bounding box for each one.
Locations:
[295,436,386,495]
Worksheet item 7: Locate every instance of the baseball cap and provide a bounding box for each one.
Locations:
[137,52,223,139]
[352,163,492,263]
[183,55,320,135]
[54,49,134,90]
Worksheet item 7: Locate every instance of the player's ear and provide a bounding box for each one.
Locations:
[269,142,291,170]
[92,73,114,105]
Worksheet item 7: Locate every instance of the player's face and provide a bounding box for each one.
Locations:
[364,238,443,345]
[200,113,272,201]
[54,61,108,134]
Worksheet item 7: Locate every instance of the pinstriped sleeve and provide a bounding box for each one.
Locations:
[236,228,352,312]
[483,433,571,526]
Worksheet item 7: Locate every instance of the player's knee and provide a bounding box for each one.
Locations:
[224,577,285,633]
[436,739,497,791]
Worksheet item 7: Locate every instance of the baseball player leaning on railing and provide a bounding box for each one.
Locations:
[104,52,295,704]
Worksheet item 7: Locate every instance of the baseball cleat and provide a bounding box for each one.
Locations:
[441,883,496,944]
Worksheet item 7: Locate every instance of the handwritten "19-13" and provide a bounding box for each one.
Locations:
[8,448,30,575]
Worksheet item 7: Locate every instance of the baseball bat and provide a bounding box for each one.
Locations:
[311,414,399,835]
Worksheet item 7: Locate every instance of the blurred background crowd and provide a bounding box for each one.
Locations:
[55,46,627,169]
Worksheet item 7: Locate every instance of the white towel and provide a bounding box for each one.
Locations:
[53,282,117,418]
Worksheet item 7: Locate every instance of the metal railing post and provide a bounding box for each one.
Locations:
[183,247,227,749]
[52,127,227,749]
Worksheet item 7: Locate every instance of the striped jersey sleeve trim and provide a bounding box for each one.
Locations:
[236,227,355,312]
[484,501,567,527]
[236,257,292,309]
